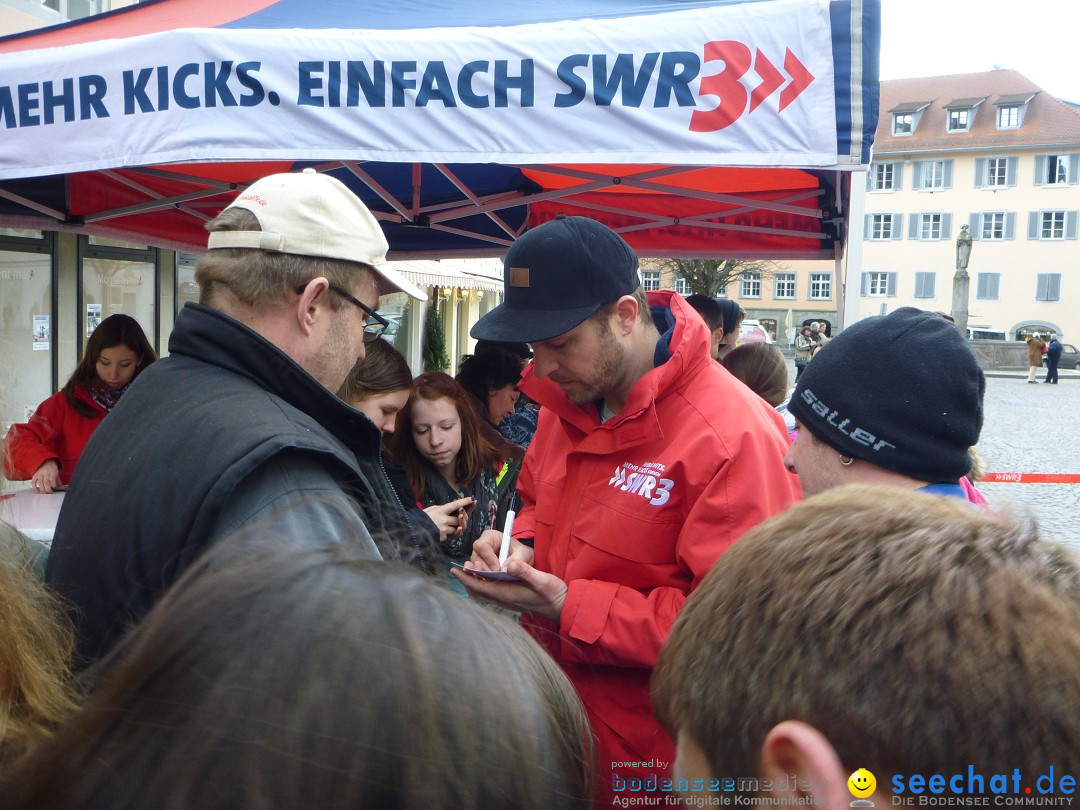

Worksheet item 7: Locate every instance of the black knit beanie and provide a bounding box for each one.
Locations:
[788,307,985,483]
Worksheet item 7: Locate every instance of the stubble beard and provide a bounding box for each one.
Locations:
[564,321,625,406]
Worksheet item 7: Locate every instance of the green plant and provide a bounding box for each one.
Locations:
[422,299,450,372]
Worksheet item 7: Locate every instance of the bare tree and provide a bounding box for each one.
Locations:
[647,258,786,298]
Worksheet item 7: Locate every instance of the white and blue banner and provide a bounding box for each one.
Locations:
[0,0,840,179]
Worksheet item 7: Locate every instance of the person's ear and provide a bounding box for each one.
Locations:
[613,294,639,336]
[295,277,330,336]
[760,721,850,808]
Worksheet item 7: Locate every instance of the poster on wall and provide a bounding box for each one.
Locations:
[86,304,102,337]
[32,314,49,350]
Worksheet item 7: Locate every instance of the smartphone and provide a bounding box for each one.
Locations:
[449,561,519,581]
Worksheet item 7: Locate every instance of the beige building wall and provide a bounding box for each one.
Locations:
[640,258,839,345]
[859,147,1080,339]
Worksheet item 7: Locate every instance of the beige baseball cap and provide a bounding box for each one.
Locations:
[207,169,426,301]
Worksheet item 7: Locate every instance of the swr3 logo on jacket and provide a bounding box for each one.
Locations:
[608,461,674,506]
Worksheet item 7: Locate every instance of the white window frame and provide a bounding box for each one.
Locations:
[1041,211,1066,240]
[922,160,946,190]
[774,272,796,300]
[920,213,943,240]
[673,277,691,296]
[870,214,893,240]
[867,272,889,297]
[740,271,762,299]
[893,113,913,136]
[986,157,1008,187]
[873,162,895,191]
[809,272,832,301]
[981,212,1006,240]
[998,105,1020,129]
[641,270,660,292]
[1046,155,1070,185]
[947,108,970,132]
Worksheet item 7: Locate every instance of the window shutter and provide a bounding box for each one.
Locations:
[1067,211,1079,239]
[1035,155,1047,185]
[969,212,981,239]
[943,160,953,189]
[913,162,924,188]
[927,273,936,298]
[864,214,871,237]
[1007,157,1018,186]
[1049,274,1062,301]
[894,163,903,189]
[941,213,952,239]
[1071,155,1080,186]
[976,274,987,299]
[909,214,919,239]
[892,214,903,239]
[974,158,986,188]
[865,169,874,192]
[861,272,870,296]
[1006,212,1016,240]
[1036,273,1049,301]
[887,272,898,297]
[1028,211,1040,239]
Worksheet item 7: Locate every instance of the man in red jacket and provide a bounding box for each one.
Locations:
[455,216,800,807]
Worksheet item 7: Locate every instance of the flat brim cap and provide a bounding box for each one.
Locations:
[471,215,639,343]
[207,169,427,301]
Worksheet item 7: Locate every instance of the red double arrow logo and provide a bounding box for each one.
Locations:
[690,41,815,133]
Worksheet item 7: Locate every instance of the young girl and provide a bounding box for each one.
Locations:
[337,340,472,546]
[722,342,796,441]
[4,314,156,492]
[388,372,516,579]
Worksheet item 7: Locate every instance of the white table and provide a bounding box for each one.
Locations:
[1,489,64,575]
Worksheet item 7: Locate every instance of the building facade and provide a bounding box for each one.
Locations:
[856,70,1080,340]
[639,257,839,345]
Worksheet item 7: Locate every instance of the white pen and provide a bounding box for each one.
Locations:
[497,509,516,569]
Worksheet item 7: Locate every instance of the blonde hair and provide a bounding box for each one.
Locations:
[0,524,77,764]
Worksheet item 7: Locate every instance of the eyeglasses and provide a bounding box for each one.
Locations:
[296,282,390,343]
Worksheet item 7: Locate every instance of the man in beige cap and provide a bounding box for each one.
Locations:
[48,169,427,666]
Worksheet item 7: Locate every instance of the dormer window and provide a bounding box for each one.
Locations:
[948,109,969,131]
[994,93,1035,130]
[998,106,1020,128]
[888,102,931,137]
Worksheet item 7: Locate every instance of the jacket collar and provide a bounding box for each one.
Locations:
[169,303,382,457]
[519,290,713,440]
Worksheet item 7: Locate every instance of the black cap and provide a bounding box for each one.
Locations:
[788,307,985,483]
[470,216,640,343]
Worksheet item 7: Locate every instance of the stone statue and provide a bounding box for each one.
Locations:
[956,224,972,271]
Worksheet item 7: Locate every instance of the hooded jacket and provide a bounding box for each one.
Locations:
[514,290,800,801]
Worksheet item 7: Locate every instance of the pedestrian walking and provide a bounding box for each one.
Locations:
[1045,335,1063,384]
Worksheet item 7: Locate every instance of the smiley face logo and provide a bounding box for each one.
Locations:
[848,768,877,798]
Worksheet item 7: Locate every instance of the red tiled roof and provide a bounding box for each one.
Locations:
[874,70,1080,153]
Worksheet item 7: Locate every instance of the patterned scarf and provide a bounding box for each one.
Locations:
[88,379,132,413]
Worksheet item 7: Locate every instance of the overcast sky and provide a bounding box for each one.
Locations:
[879,0,1080,103]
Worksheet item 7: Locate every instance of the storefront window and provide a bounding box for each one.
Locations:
[176,252,201,315]
[80,237,159,355]
[0,232,54,435]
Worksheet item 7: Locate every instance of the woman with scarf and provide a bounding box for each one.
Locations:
[4,314,156,493]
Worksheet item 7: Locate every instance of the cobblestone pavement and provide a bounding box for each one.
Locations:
[976,376,1080,551]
